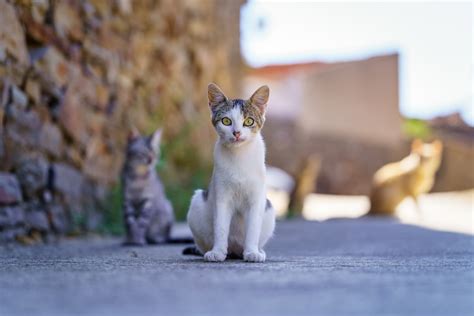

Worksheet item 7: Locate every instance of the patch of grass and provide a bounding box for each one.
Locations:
[157,126,212,221]
[100,184,125,236]
[162,167,211,221]
[402,118,432,140]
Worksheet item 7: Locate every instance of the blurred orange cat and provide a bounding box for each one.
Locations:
[369,139,443,216]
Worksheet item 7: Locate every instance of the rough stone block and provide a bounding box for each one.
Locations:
[58,72,96,145]
[53,162,83,203]
[11,85,28,109]
[31,0,50,24]
[54,1,84,41]
[0,0,29,65]
[48,203,68,233]
[25,78,42,105]
[39,123,64,157]
[25,209,50,231]
[83,137,119,184]
[0,226,26,242]
[36,47,70,87]
[5,106,42,146]
[0,173,22,205]
[0,43,6,62]
[16,155,49,199]
[0,205,25,227]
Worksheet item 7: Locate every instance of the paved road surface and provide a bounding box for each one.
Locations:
[1,218,473,316]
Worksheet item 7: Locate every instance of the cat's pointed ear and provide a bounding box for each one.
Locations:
[249,85,270,114]
[208,83,227,109]
[150,128,163,153]
[128,126,140,141]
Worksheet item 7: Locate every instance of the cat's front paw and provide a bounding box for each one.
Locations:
[243,250,266,263]
[204,250,227,262]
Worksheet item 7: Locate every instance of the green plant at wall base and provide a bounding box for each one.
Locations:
[68,211,87,235]
[162,167,211,221]
[158,146,212,221]
[157,121,213,221]
[101,184,125,236]
[403,118,432,140]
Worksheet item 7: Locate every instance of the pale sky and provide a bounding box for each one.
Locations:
[241,1,473,125]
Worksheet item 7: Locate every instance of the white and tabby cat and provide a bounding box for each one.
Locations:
[186,83,276,262]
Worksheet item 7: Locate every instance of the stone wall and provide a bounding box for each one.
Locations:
[0,0,244,243]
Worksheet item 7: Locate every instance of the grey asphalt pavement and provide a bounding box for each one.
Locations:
[1,218,473,316]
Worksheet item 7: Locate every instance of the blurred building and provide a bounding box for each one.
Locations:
[246,53,474,195]
[298,55,401,146]
[245,54,403,195]
[246,54,401,145]
[429,113,474,192]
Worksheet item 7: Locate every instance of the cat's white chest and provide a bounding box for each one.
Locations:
[215,140,265,183]
[213,136,266,212]
[223,156,262,181]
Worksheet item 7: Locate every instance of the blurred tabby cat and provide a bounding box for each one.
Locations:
[369,139,443,216]
[122,127,191,245]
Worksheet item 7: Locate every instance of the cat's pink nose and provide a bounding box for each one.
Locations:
[233,131,241,138]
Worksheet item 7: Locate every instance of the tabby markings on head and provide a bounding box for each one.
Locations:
[211,99,265,131]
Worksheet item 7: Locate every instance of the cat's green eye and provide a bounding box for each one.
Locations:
[244,117,255,127]
[221,117,232,126]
